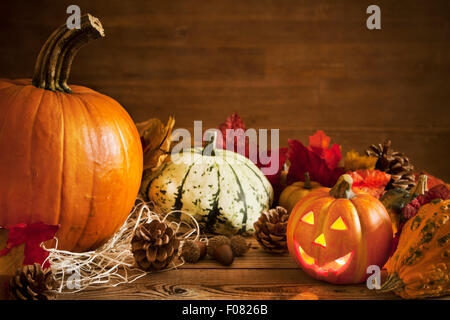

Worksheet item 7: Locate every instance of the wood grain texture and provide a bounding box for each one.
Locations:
[0,0,449,300]
[0,0,449,180]
[56,239,402,300]
[55,238,449,300]
[57,269,399,300]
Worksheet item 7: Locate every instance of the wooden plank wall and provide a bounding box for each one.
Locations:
[1,0,449,180]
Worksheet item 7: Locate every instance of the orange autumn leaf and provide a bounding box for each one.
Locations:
[348,170,391,198]
[137,116,175,171]
[308,130,342,170]
[309,130,330,150]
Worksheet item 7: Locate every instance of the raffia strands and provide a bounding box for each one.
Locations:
[43,199,202,294]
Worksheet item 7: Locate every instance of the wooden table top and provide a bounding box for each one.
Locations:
[60,238,409,300]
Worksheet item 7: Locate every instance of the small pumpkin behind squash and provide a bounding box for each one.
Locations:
[381,199,450,299]
[279,172,322,213]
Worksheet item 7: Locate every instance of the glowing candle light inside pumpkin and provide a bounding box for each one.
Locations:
[287,174,393,284]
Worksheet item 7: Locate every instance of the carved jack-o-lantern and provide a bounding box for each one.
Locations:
[287,174,393,284]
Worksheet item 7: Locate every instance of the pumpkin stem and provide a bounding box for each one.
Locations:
[32,14,104,93]
[329,174,355,199]
[202,130,218,156]
[304,172,312,189]
[409,174,428,199]
[379,273,404,292]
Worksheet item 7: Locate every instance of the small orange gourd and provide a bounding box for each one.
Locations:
[279,172,322,213]
[382,199,450,299]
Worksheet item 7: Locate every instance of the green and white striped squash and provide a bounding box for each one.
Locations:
[141,134,273,235]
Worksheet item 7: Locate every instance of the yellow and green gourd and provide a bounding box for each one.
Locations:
[382,199,450,299]
[141,132,273,235]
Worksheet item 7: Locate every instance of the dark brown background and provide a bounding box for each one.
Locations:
[1,0,449,180]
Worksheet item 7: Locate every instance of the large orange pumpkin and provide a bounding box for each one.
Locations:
[287,174,393,284]
[0,15,143,252]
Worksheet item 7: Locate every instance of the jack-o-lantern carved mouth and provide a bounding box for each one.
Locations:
[296,245,353,276]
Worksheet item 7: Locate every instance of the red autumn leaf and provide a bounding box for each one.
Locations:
[286,133,345,187]
[218,112,246,133]
[347,170,391,198]
[0,222,59,269]
[217,112,287,176]
[217,112,249,156]
[216,113,289,203]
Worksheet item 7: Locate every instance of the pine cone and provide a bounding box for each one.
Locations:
[131,220,180,271]
[9,263,54,300]
[366,140,415,190]
[253,206,289,254]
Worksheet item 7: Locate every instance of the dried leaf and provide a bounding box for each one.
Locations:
[0,222,59,272]
[344,150,377,171]
[137,117,175,171]
[0,229,25,276]
[0,244,25,277]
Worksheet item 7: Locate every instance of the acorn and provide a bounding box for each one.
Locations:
[197,241,207,259]
[181,241,200,263]
[181,240,207,263]
[214,244,234,266]
[230,235,251,257]
[207,236,231,257]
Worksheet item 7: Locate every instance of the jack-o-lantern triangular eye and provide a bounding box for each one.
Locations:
[301,211,315,225]
[330,216,347,230]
